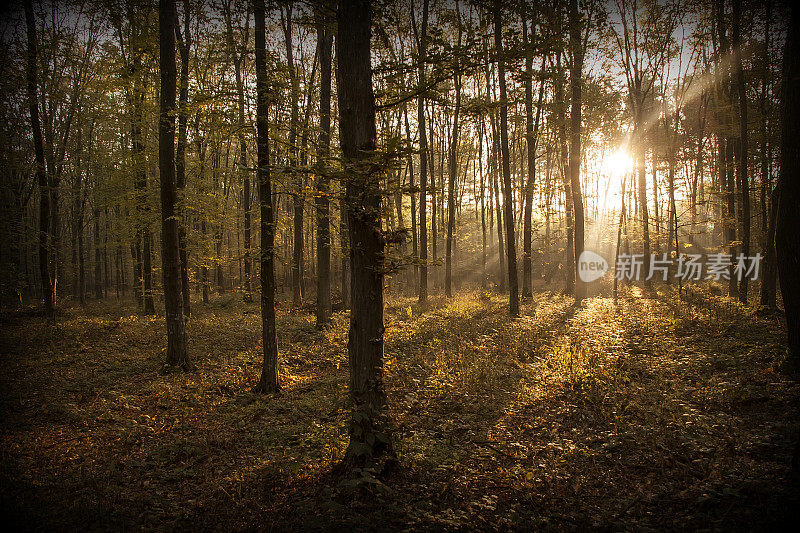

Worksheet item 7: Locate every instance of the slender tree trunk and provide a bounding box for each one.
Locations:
[281,5,303,307]
[176,0,191,316]
[316,13,333,327]
[445,0,461,298]
[25,0,53,314]
[159,0,190,370]
[494,1,519,316]
[94,209,102,298]
[337,0,394,473]
[760,0,777,309]
[568,0,585,304]
[253,0,279,393]
[555,48,574,294]
[413,0,430,302]
[733,0,750,302]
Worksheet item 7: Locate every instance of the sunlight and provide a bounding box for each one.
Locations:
[601,147,634,180]
[599,147,634,212]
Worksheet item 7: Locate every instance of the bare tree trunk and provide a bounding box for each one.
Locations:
[556,49,573,294]
[316,12,333,328]
[336,0,394,473]
[494,1,519,316]
[25,0,53,314]
[176,0,191,316]
[445,0,461,298]
[522,19,543,300]
[760,0,778,309]
[94,208,102,298]
[412,0,430,302]
[568,0,585,304]
[774,5,800,483]
[159,0,190,370]
[281,5,303,307]
[253,0,279,393]
[733,0,750,303]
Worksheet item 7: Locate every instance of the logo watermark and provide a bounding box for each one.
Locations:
[578,250,609,282]
[577,251,762,283]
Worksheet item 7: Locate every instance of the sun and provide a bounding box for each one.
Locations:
[601,147,634,180]
[599,147,634,212]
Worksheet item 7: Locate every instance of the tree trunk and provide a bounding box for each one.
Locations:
[445,0,461,298]
[414,0,430,302]
[94,209,102,298]
[568,0,585,304]
[176,0,191,316]
[282,5,303,307]
[774,5,800,484]
[494,1,519,317]
[253,0,279,393]
[25,0,53,314]
[316,13,333,328]
[336,0,394,473]
[733,0,750,303]
[159,0,190,370]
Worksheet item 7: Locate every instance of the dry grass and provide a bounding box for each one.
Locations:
[1,286,798,531]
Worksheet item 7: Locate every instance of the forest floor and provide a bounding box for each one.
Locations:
[1,285,799,531]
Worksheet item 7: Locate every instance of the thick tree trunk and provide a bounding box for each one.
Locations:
[253,0,279,394]
[336,0,394,473]
[494,1,519,317]
[159,0,190,370]
[777,5,800,366]
[775,5,800,484]
[316,14,333,328]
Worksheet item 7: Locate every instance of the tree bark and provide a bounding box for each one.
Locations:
[316,11,333,328]
[159,0,190,370]
[445,0,461,298]
[253,0,279,393]
[336,0,394,473]
[568,0,585,304]
[733,0,750,303]
[494,1,519,317]
[25,0,53,314]
[176,0,191,316]
[413,0,429,302]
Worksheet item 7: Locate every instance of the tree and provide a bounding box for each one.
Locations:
[253,0,279,394]
[568,0,586,304]
[777,5,800,372]
[494,0,519,317]
[337,0,395,472]
[412,0,430,303]
[316,6,334,328]
[175,0,191,317]
[282,3,303,307]
[159,0,189,370]
[732,0,750,303]
[445,0,462,298]
[24,0,53,314]
[522,16,545,300]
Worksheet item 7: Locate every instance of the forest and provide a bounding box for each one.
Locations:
[1,0,800,529]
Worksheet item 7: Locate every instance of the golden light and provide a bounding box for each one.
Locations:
[601,147,634,180]
[599,147,634,212]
